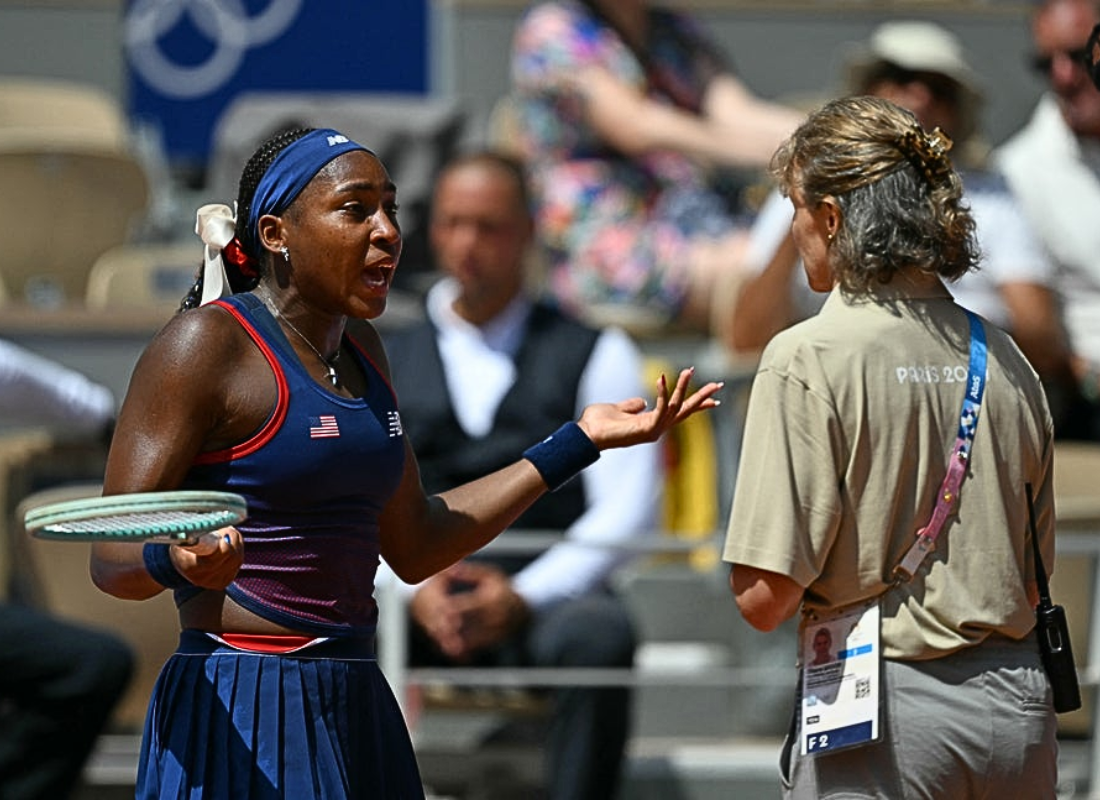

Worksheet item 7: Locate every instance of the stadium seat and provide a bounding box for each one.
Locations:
[85,242,200,317]
[13,482,179,732]
[0,78,149,306]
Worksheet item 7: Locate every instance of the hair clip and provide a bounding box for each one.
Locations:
[897,126,954,185]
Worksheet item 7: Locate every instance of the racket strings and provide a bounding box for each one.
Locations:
[44,509,239,537]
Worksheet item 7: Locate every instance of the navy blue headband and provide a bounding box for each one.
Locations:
[247,128,372,252]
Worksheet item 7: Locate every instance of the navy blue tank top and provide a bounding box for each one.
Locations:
[180,293,406,637]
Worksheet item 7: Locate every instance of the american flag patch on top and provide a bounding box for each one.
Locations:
[309,415,340,439]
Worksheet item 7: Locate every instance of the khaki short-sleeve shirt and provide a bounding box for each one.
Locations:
[723,283,1055,660]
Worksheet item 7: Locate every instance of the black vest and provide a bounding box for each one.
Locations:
[384,302,600,573]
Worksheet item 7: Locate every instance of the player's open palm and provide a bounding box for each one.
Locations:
[578,367,722,450]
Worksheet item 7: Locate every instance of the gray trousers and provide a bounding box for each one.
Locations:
[782,634,1058,800]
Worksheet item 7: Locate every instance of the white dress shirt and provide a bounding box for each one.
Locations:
[996,93,1100,366]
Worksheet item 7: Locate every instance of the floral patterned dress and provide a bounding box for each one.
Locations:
[511,0,743,316]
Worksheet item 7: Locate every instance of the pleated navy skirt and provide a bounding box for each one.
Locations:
[135,629,425,799]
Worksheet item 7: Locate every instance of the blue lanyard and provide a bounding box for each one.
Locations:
[956,309,987,458]
[894,309,988,582]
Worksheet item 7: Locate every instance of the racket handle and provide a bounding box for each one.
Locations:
[179,530,229,556]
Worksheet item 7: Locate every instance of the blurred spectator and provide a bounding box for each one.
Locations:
[509,0,802,351]
[0,344,132,799]
[380,150,661,800]
[0,340,115,438]
[0,605,134,799]
[732,21,1081,433]
[995,0,1100,440]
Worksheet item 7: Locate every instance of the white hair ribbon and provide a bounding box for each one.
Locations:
[194,203,236,306]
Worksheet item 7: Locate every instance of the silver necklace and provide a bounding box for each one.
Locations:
[258,288,341,386]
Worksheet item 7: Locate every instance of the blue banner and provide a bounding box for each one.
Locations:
[123,0,429,168]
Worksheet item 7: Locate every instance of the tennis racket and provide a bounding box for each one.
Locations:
[24,490,247,551]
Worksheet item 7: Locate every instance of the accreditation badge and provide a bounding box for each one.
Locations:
[799,601,881,756]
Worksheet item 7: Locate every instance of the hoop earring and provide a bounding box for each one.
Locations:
[280,246,290,263]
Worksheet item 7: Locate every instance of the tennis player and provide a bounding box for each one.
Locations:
[89,126,721,799]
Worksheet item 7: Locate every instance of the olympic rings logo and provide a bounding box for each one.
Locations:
[124,0,303,100]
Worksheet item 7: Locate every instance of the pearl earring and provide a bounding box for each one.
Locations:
[280,246,290,262]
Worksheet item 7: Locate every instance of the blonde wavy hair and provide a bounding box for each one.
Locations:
[771,95,980,293]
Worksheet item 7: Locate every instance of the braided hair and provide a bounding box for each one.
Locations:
[179,126,316,311]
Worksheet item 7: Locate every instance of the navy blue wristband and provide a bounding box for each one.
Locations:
[522,422,601,492]
[142,542,194,589]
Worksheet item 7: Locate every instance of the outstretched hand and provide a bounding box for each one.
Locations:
[577,367,722,451]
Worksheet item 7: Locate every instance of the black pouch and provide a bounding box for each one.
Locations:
[1035,601,1082,713]
[1028,484,1082,714]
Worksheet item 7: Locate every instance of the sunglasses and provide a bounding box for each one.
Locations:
[1089,23,1100,90]
[1029,46,1090,76]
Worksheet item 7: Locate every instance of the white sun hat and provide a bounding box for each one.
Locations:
[843,20,985,144]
